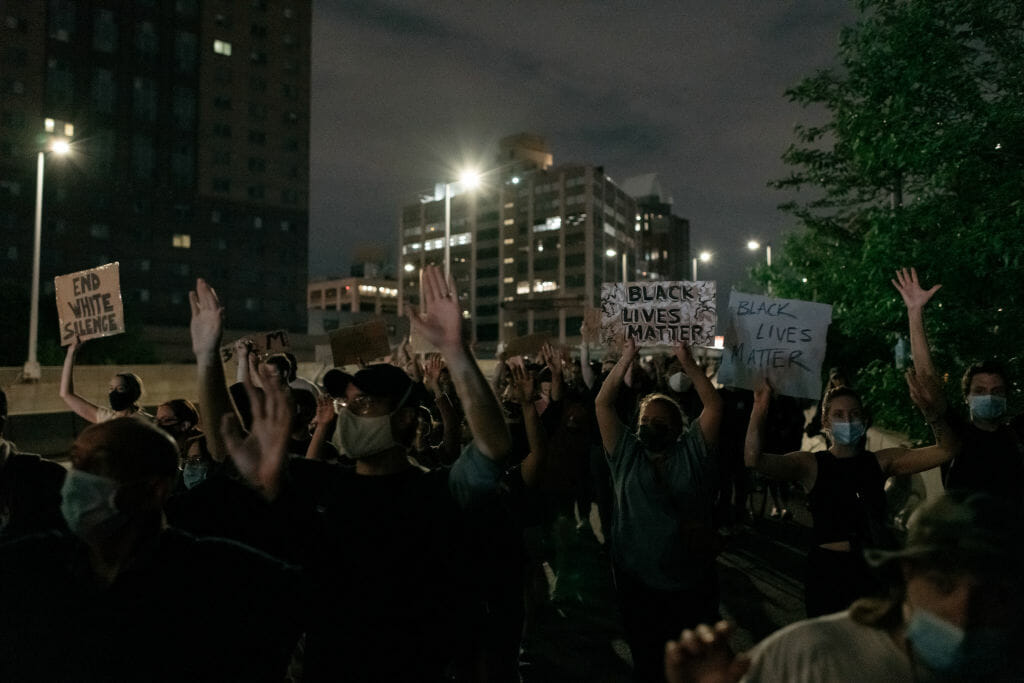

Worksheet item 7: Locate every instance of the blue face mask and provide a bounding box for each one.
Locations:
[830,419,866,445]
[968,394,1006,421]
[60,469,124,541]
[906,608,964,672]
[182,462,209,489]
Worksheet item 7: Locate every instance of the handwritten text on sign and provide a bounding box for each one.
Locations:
[717,291,832,400]
[55,262,125,345]
[600,281,717,346]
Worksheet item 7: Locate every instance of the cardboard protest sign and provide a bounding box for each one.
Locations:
[505,333,550,359]
[329,319,391,366]
[219,330,291,365]
[717,291,833,400]
[55,262,125,345]
[580,307,603,344]
[600,281,716,347]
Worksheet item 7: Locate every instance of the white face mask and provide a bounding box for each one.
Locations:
[668,371,692,393]
[60,469,125,541]
[336,411,397,459]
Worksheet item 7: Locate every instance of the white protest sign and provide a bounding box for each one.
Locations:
[718,291,833,400]
[600,281,716,346]
[55,262,125,345]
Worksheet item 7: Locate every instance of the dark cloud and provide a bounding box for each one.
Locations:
[310,1,857,298]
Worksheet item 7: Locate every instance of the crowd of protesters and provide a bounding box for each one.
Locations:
[0,264,1021,682]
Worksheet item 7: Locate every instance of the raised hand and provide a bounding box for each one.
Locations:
[423,355,444,396]
[541,342,562,380]
[752,377,773,412]
[509,358,535,405]
[892,267,941,312]
[664,621,750,683]
[189,278,224,359]
[221,364,293,501]
[673,341,698,373]
[622,337,639,363]
[408,265,463,351]
[313,392,335,427]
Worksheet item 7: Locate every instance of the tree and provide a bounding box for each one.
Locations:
[764,0,1024,438]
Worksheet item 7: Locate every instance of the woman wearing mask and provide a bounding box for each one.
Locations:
[595,338,723,683]
[155,399,202,461]
[59,337,150,423]
[745,375,956,616]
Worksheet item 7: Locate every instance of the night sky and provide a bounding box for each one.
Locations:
[308,1,857,305]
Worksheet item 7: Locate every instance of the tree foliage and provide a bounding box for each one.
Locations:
[763,0,1024,438]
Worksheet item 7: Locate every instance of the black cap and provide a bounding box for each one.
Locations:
[322,369,354,398]
[351,364,415,405]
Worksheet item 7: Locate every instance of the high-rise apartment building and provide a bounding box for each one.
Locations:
[398,134,643,353]
[0,0,310,338]
[622,173,691,281]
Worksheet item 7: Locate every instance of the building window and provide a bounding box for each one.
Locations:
[131,135,155,179]
[253,216,263,228]
[213,123,231,138]
[172,234,191,249]
[48,0,76,41]
[91,69,116,113]
[139,289,151,302]
[92,9,118,52]
[90,224,110,239]
[212,178,230,193]
[132,77,158,122]
[46,58,74,108]
[213,40,232,56]
[248,157,266,172]
[247,185,265,200]
[135,22,159,56]
[212,150,231,165]
[213,95,232,110]
[248,130,266,144]
[211,210,221,223]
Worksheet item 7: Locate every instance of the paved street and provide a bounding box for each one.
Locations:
[524,496,813,682]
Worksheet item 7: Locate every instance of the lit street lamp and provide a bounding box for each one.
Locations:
[443,169,481,278]
[691,250,711,281]
[746,239,772,266]
[22,118,73,382]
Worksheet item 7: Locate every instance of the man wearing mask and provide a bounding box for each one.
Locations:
[0,417,302,682]
[189,265,511,682]
[892,267,1023,502]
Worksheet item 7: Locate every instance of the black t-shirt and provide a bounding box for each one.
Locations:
[946,414,1024,502]
[0,528,302,683]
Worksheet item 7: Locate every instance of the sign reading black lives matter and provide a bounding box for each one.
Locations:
[718,291,832,400]
[55,262,125,346]
[600,281,717,346]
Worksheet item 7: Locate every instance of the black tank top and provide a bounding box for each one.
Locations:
[807,450,894,549]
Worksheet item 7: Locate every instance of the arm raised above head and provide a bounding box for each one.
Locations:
[409,266,510,462]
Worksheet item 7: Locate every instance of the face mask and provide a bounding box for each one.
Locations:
[968,394,1006,421]
[60,469,124,541]
[182,462,209,489]
[336,411,397,459]
[668,372,692,393]
[905,608,965,673]
[638,424,676,452]
[830,419,866,445]
[109,390,133,412]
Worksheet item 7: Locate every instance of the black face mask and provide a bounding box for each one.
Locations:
[637,424,676,452]
[109,391,134,412]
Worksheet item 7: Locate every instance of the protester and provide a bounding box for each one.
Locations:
[664,492,1024,683]
[0,388,66,538]
[744,371,957,616]
[0,417,303,682]
[154,398,201,460]
[59,337,150,423]
[596,337,724,683]
[186,266,511,681]
[893,265,1024,503]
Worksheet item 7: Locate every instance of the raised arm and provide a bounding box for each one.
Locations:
[877,369,958,476]
[509,361,548,487]
[674,342,723,447]
[409,266,510,462]
[578,339,595,390]
[58,338,102,423]
[892,267,941,377]
[189,279,237,463]
[424,354,460,466]
[305,393,335,461]
[744,379,817,488]
[541,342,564,402]
[595,338,638,456]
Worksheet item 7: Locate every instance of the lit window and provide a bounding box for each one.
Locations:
[172,233,191,248]
[213,40,232,56]
[503,257,514,264]
[533,217,562,233]
[450,233,472,246]
[516,282,530,294]
[503,277,514,284]
[503,218,514,226]
[535,280,558,292]
[503,238,514,245]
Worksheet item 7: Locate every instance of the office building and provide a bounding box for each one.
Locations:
[398,133,641,353]
[622,173,691,280]
[0,0,311,336]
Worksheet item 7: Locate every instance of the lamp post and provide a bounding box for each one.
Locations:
[691,250,711,281]
[442,169,481,278]
[22,118,73,382]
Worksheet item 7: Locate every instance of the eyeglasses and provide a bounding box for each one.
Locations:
[347,394,385,416]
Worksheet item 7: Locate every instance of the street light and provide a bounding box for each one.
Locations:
[442,168,482,278]
[746,239,772,266]
[691,250,711,281]
[22,118,73,382]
